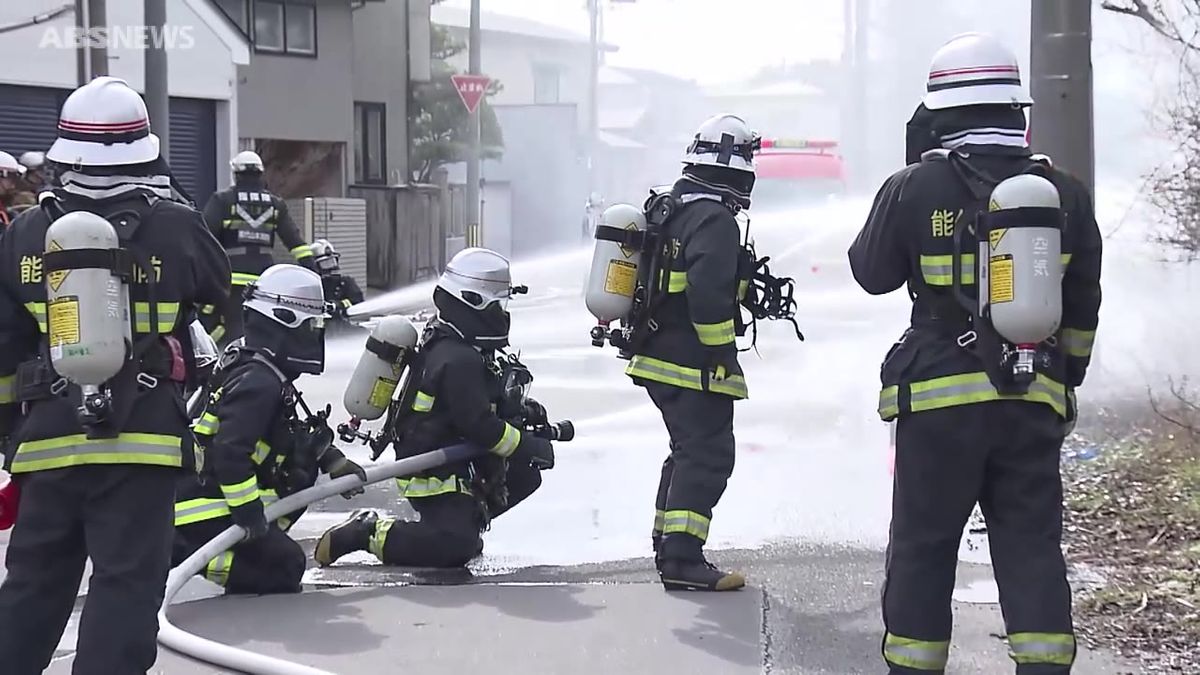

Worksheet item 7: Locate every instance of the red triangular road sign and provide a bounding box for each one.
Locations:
[451,74,491,114]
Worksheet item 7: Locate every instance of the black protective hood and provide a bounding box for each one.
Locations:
[234,172,266,190]
[675,164,755,211]
[905,103,1030,165]
[243,310,324,378]
[433,286,510,350]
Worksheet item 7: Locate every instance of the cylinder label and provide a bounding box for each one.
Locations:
[369,377,399,410]
[604,260,637,297]
[48,297,82,345]
[989,255,1014,304]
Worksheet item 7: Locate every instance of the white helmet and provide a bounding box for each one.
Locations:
[924,33,1033,111]
[682,114,760,173]
[47,77,160,167]
[0,152,26,177]
[310,238,340,273]
[18,152,45,171]
[231,150,264,173]
[244,264,330,329]
[437,247,514,310]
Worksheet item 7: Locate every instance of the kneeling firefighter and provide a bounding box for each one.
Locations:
[315,247,560,569]
[0,76,230,674]
[585,113,802,592]
[847,33,1102,674]
[309,238,365,323]
[173,264,367,594]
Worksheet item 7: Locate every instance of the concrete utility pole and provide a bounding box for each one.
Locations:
[1030,0,1094,195]
[843,0,870,190]
[466,0,482,243]
[145,0,170,160]
[587,0,600,196]
[76,0,109,83]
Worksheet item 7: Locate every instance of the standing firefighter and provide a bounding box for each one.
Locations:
[0,76,230,674]
[848,33,1102,674]
[314,248,559,569]
[174,265,366,594]
[202,150,313,345]
[627,114,761,592]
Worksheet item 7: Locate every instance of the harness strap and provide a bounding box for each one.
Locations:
[593,225,648,250]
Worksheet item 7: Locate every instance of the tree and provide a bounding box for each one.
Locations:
[1103,1,1200,256]
[409,25,504,183]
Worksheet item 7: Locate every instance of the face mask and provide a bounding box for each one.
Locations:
[905,103,940,165]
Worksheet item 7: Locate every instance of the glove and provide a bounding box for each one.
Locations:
[321,446,367,499]
[230,499,269,541]
[514,435,555,471]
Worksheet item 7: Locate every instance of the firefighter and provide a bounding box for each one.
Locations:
[201,150,314,346]
[174,264,366,594]
[625,114,758,592]
[313,248,556,569]
[0,151,28,228]
[0,76,230,675]
[847,33,1101,673]
[309,238,364,323]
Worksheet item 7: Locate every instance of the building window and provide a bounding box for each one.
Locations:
[354,103,387,184]
[533,64,561,104]
[214,0,249,33]
[253,1,316,56]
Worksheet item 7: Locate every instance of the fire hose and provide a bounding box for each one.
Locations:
[157,443,479,675]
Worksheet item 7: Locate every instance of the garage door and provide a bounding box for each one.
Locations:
[0,84,217,206]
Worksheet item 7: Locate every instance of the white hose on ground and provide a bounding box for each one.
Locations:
[157,444,479,675]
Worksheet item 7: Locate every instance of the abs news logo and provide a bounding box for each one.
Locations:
[39,25,197,51]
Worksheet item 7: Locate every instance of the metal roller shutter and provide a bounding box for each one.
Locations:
[313,198,368,291]
[0,84,216,206]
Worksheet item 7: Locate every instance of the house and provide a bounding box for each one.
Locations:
[0,0,250,205]
[212,0,431,199]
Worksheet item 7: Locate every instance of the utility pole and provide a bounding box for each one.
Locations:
[77,0,109,82]
[466,0,482,244]
[145,0,170,160]
[1030,0,1094,195]
[587,0,599,197]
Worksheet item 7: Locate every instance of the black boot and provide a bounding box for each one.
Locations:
[657,533,745,592]
[314,509,378,567]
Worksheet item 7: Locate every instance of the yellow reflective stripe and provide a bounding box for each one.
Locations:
[694,319,736,347]
[252,440,272,465]
[878,385,899,421]
[204,551,234,586]
[369,517,395,559]
[231,272,259,286]
[133,301,180,334]
[0,374,15,405]
[220,476,261,507]
[341,298,353,308]
[193,412,220,436]
[175,498,230,526]
[10,432,182,473]
[1061,253,1072,266]
[199,304,216,314]
[210,324,226,342]
[490,422,521,457]
[664,270,687,294]
[395,475,472,498]
[625,355,748,399]
[919,254,975,286]
[737,279,749,301]
[412,391,435,413]
[1008,632,1075,666]
[652,509,666,535]
[907,372,1066,417]
[1060,328,1095,358]
[662,509,711,541]
[290,245,313,260]
[24,301,47,332]
[883,633,950,671]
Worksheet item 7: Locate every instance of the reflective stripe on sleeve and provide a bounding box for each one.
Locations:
[412,391,435,413]
[693,319,736,347]
[883,633,950,671]
[220,476,261,508]
[204,551,234,586]
[490,423,521,457]
[175,498,230,526]
[231,272,260,286]
[0,374,14,405]
[291,245,314,260]
[878,385,899,421]
[1060,328,1095,359]
[133,302,180,334]
[665,270,687,294]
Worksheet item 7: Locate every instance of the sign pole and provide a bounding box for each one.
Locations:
[466,0,482,248]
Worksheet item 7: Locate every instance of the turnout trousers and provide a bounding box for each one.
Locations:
[644,381,736,556]
[0,465,176,675]
[374,459,542,568]
[173,517,306,595]
[882,400,1076,674]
